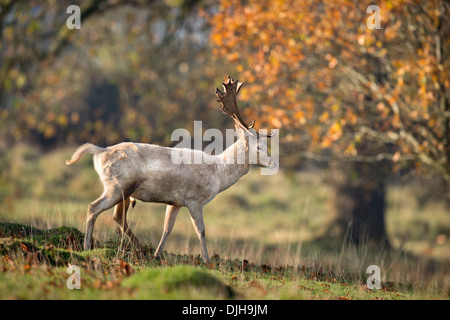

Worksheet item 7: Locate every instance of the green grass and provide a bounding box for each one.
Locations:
[0,222,447,299]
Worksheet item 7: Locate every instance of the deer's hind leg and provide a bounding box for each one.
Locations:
[84,179,138,251]
[113,197,142,252]
[84,190,123,250]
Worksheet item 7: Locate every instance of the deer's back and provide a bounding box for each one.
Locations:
[95,142,221,206]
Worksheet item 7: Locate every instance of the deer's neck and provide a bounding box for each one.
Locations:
[216,138,250,192]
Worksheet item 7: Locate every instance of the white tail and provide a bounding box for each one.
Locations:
[65,143,106,165]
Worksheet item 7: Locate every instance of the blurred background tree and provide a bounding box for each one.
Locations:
[210,0,450,246]
[0,0,224,148]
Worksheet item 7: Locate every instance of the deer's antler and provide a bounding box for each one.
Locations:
[215,75,255,131]
[216,75,276,138]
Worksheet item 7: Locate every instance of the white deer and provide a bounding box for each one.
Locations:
[66,76,277,261]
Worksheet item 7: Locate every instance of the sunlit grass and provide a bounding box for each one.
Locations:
[0,220,445,300]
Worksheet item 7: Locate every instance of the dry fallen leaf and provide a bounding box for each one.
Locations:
[20,242,30,253]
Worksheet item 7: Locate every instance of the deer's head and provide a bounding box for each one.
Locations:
[216,75,277,169]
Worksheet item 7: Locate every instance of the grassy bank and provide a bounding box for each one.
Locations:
[0,222,444,299]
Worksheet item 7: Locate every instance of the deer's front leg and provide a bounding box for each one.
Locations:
[154,204,181,259]
[187,203,210,262]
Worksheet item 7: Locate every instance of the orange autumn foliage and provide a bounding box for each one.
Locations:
[210,0,450,179]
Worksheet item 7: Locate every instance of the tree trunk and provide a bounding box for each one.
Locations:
[327,161,390,248]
